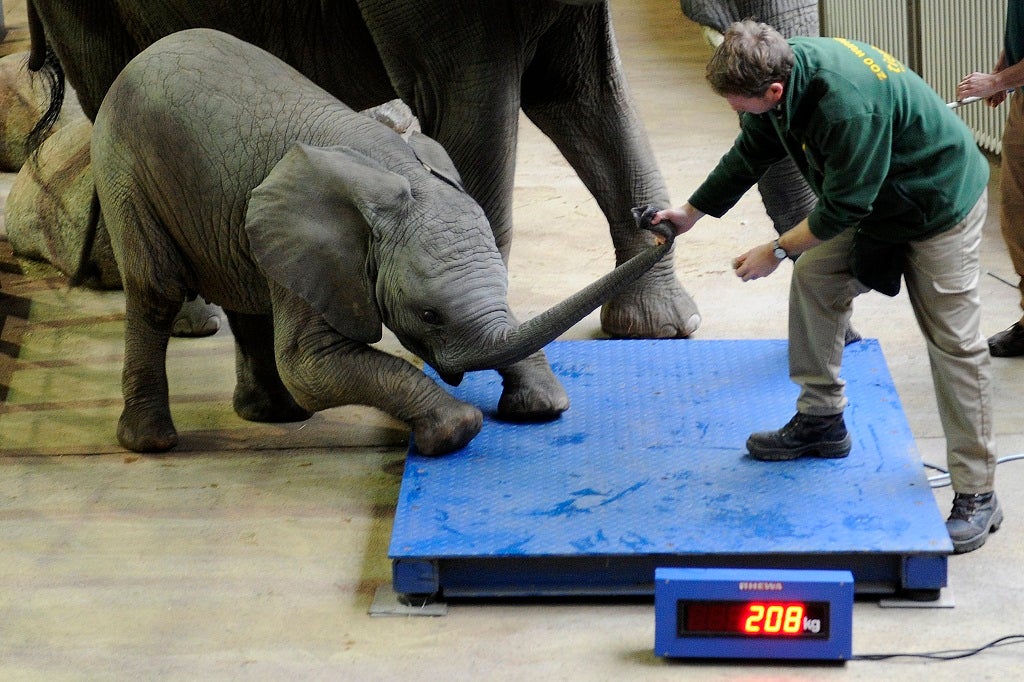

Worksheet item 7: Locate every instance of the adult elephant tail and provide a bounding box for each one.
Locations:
[25,0,67,155]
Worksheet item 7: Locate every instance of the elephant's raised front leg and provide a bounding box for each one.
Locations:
[117,287,181,452]
[271,287,482,456]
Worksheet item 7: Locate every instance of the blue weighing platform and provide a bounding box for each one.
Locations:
[389,339,951,599]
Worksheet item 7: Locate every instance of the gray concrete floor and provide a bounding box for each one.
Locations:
[2,1,1024,679]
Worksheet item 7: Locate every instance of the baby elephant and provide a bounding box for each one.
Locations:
[92,29,671,456]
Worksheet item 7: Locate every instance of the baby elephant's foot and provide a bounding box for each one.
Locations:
[497,362,569,422]
[117,406,178,452]
[171,297,221,338]
[412,402,483,456]
[233,384,312,423]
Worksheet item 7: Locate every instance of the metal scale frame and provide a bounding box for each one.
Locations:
[388,339,950,600]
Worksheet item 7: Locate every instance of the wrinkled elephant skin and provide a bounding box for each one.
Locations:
[93,30,669,456]
[27,0,701,341]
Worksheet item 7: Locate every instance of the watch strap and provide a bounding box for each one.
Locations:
[773,239,788,260]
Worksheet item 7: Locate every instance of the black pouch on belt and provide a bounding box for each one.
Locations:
[850,232,907,297]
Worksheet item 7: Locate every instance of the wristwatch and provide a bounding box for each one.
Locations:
[772,238,788,260]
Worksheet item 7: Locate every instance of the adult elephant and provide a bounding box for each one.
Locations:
[26,0,701,340]
[679,0,819,237]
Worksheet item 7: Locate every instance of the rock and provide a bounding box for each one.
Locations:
[5,117,121,288]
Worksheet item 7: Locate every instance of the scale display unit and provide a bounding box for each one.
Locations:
[654,567,854,660]
[388,339,951,600]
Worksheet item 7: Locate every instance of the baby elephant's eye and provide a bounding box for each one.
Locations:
[420,309,442,325]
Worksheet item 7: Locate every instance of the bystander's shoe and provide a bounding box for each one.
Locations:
[946,492,1002,554]
[988,321,1024,357]
[746,412,852,461]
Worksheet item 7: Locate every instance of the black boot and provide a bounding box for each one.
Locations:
[988,321,1024,357]
[946,492,1002,554]
[746,413,852,461]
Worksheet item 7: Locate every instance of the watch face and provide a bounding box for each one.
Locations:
[774,247,787,259]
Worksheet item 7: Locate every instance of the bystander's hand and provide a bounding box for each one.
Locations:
[958,71,1008,107]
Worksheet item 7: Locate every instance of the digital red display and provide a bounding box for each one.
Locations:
[677,600,830,639]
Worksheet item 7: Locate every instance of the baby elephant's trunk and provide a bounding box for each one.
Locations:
[453,215,675,373]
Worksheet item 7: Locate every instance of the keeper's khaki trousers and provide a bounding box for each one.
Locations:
[787,192,997,493]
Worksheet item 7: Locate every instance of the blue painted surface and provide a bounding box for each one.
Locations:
[389,339,951,595]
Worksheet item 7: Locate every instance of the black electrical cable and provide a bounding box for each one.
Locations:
[853,634,1024,661]
[854,455,1024,663]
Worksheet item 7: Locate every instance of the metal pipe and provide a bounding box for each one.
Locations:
[948,96,984,109]
[948,92,1013,109]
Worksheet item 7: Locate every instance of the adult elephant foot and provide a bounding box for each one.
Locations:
[600,266,701,339]
[496,351,569,422]
[233,383,312,423]
[412,400,484,457]
[171,296,222,337]
[117,405,178,453]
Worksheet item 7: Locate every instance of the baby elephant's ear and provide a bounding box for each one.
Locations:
[244,143,409,343]
[407,131,465,190]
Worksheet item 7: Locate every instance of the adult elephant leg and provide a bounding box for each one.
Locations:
[737,3,819,238]
[408,84,520,262]
[681,0,819,37]
[269,285,482,456]
[117,284,180,452]
[685,1,820,238]
[223,310,312,424]
[29,0,143,121]
[522,4,700,339]
[757,156,818,237]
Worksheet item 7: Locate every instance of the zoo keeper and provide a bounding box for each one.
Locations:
[652,20,1000,553]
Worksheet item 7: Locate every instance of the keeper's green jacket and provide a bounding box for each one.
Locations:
[689,37,988,244]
